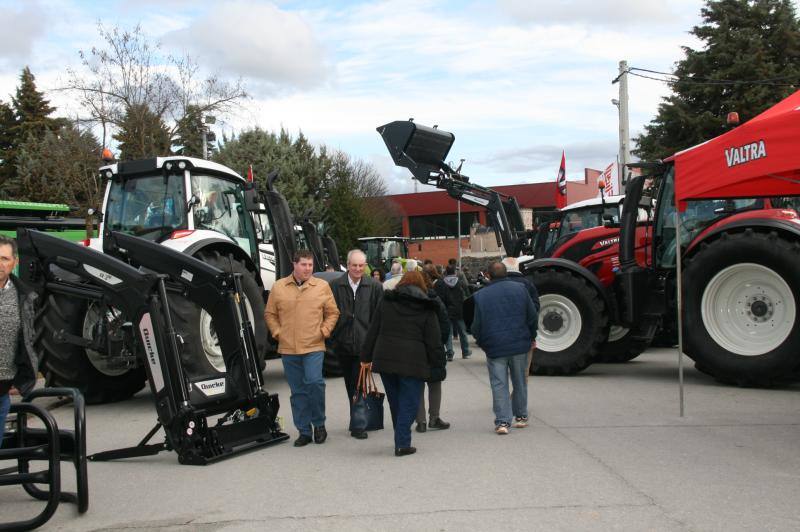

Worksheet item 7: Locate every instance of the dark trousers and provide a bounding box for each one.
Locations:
[380,373,423,449]
[338,354,363,432]
[339,354,361,402]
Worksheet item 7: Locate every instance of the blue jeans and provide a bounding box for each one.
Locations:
[0,393,10,449]
[486,353,529,427]
[380,373,423,449]
[282,352,326,436]
[446,318,471,357]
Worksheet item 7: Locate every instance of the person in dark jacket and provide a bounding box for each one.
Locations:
[471,262,538,435]
[415,265,451,432]
[329,250,384,439]
[361,271,445,456]
[442,265,472,359]
[501,257,541,378]
[0,236,41,447]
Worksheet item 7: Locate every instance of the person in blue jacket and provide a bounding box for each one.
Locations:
[471,261,538,434]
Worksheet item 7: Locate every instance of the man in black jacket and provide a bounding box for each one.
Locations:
[329,249,384,439]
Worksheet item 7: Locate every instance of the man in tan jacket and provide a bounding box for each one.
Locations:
[265,250,340,447]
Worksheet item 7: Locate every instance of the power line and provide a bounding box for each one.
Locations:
[616,67,799,88]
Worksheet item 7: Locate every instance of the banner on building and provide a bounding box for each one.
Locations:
[598,160,621,197]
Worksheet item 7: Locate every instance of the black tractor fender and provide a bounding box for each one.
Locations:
[184,238,264,290]
[685,218,800,261]
[521,257,619,322]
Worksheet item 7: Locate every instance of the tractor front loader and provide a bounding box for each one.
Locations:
[18,228,288,465]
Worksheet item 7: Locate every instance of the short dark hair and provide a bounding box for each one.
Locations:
[448,258,457,266]
[445,265,456,275]
[488,261,507,279]
[0,235,17,257]
[293,249,314,263]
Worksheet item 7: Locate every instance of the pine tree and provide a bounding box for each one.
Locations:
[11,67,59,142]
[635,0,800,161]
[0,101,16,193]
[173,105,205,157]
[113,103,172,160]
[13,122,103,209]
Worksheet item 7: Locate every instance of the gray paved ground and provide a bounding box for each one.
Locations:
[2,346,800,531]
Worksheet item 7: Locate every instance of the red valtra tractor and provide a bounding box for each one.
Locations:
[614,89,800,385]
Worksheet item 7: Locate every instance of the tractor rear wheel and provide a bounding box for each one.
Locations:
[595,325,650,363]
[169,250,267,378]
[529,269,608,375]
[39,294,147,404]
[683,230,800,386]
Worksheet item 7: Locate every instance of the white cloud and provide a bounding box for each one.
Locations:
[497,0,699,28]
[0,1,47,64]
[164,1,328,89]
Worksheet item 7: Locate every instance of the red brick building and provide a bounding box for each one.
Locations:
[383,170,601,264]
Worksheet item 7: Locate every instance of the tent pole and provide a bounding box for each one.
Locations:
[674,211,685,417]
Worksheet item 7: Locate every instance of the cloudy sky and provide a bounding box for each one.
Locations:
[0,0,727,193]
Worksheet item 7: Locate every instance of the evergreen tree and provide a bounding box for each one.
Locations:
[635,0,800,161]
[13,122,103,209]
[0,68,62,193]
[0,101,15,193]
[113,103,172,160]
[11,67,59,141]
[173,105,206,157]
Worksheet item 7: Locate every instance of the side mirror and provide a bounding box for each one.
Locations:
[244,187,260,212]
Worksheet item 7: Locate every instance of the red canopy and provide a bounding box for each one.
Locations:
[668,90,800,209]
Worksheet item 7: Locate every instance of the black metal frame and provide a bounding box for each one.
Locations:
[0,388,88,531]
[17,229,288,466]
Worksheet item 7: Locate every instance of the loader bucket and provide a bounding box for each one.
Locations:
[377,120,455,184]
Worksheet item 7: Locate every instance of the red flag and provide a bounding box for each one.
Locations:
[247,165,254,182]
[555,151,567,209]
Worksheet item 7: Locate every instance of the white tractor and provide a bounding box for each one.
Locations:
[38,156,293,403]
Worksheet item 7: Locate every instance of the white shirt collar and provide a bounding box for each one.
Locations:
[1,278,12,291]
[348,275,361,294]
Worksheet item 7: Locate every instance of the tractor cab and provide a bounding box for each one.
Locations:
[100,157,260,267]
[358,236,410,273]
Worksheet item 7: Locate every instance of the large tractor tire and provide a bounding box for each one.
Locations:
[530,269,608,375]
[595,325,650,363]
[683,230,800,386]
[170,250,267,377]
[39,294,147,404]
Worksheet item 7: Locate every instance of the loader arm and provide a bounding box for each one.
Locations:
[377,120,531,256]
[18,229,287,465]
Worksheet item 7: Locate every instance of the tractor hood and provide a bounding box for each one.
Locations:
[668,89,800,210]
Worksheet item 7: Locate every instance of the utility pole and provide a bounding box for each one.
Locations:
[615,60,632,186]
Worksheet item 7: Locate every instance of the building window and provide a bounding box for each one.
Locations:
[409,212,478,239]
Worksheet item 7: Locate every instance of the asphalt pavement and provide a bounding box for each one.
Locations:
[2,346,800,531]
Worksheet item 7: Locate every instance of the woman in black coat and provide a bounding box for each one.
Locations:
[361,271,445,456]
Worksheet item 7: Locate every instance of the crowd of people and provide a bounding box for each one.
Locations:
[0,232,541,458]
[265,249,540,457]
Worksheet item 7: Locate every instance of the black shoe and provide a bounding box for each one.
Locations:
[446,353,454,362]
[294,434,312,447]
[350,431,368,440]
[313,426,328,444]
[428,418,450,430]
[395,446,417,457]
[416,422,427,433]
